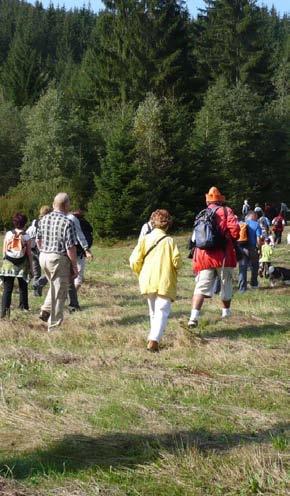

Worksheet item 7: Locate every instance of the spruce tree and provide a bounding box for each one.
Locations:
[88,106,144,237]
[145,0,195,103]
[1,6,49,106]
[195,0,276,96]
[191,79,289,209]
[0,100,26,194]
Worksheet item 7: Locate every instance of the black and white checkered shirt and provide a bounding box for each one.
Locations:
[37,211,77,254]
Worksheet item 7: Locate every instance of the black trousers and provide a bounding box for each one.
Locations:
[1,277,29,316]
[68,282,80,308]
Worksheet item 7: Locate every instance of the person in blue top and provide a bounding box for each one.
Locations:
[238,211,262,292]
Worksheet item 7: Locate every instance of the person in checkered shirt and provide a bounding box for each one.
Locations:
[37,193,78,331]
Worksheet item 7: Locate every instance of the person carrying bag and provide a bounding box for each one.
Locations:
[129,209,182,352]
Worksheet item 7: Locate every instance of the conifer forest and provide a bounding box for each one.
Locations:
[0,0,289,236]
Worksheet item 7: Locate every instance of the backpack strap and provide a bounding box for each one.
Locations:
[146,222,152,235]
[143,235,168,261]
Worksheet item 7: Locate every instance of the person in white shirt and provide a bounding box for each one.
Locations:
[138,215,154,242]
[66,212,93,311]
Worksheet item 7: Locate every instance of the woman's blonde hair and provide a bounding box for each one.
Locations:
[151,209,173,231]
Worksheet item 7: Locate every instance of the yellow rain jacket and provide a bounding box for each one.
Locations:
[129,228,182,301]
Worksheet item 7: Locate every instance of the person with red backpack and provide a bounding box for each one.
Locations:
[0,213,33,318]
[188,187,240,328]
[272,213,284,245]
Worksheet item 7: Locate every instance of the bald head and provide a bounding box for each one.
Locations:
[53,192,70,213]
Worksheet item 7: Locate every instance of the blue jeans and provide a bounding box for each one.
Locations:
[238,247,259,292]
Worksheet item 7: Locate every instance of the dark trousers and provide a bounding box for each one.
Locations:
[1,277,28,316]
[259,262,270,278]
[238,247,259,292]
[68,282,80,308]
[273,232,282,245]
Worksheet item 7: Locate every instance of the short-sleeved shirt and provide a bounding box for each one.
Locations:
[246,220,262,247]
[37,211,77,255]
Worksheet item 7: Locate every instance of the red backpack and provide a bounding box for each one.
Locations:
[272,217,283,231]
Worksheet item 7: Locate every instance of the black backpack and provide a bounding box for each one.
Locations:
[193,206,226,250]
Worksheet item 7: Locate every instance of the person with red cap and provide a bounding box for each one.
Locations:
[188,187,240,328]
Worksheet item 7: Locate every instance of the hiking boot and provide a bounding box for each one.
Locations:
[147,340,159,352]
[39,310,50,322]
[188,318,198,329]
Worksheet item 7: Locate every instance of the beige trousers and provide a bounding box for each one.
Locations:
[40,253,71,331]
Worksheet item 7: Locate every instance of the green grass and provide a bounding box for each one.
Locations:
[0,231,289,495]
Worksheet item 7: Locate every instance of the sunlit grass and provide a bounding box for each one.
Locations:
[0,231,289,495]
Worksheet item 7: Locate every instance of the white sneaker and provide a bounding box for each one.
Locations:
[188,318,198,328]
[221,309,231,319]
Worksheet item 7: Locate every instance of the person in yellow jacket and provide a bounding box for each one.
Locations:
[130,209,182,352]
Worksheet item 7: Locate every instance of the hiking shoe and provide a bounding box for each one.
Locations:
[39,310,50,322]
[68,305,81,313]
[33,285,43,297]
[188,318,198,329]
[147,340,159,352]
[1,308,10,319]
[221,310,232,319]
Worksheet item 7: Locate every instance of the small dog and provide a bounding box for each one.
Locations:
[268,266,290,286]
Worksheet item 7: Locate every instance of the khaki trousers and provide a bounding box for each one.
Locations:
[40,253,71,331]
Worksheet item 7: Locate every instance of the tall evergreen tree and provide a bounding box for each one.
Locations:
[1,5,49,106]
[195,0,277,96]
[0,100,26,194]
[76,0,196,109]
[88,105,145,237]
[191,79,289,208]
[145,0,196,103]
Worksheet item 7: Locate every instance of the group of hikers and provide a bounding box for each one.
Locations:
[0,188,287,352]
[0,193,93,330]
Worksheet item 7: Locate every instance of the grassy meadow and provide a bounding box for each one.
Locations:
[0,231,289,495]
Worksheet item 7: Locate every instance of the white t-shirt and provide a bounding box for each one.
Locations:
[138,222,153,242]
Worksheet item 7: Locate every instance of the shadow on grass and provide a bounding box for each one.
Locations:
[203,323,290,340]
[0,422,288,480]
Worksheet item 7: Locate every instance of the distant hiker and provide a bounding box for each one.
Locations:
[264,203,277,222]
[242,200,250,219]
[130,209,181,352]
[0,213,33,318]
[254,203,263,217]
[26,205,51,296]
[258,213,270,237]
[280,202,288,225]
[37,193,78,331]
[238,211,262,292]
[138,215,154,241]
[272,212,284,245]
[259,238,273,278]
[67,210,93,312]
[188,187,240,328]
